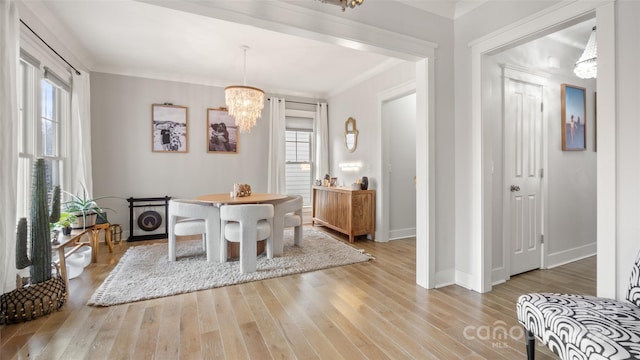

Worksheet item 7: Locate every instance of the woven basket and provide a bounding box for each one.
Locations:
[0,267,66,325]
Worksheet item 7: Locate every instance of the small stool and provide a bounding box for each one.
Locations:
[89,223,113,262]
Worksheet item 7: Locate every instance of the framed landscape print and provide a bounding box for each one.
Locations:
[561,84,587,151]
[207,108,238,153]
[152,104,188,153]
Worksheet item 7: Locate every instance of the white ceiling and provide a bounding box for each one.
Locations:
[24,0,413,99]
[23,0,594,99]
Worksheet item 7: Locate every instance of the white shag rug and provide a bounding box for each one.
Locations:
[88,228,373,306]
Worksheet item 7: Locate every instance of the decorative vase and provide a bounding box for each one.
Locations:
[360,176,368,190]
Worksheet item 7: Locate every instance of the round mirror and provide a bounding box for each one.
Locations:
[345,117,358,152]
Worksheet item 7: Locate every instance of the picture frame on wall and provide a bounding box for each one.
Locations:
[152,104,188,153]
[207,108,238,153]
[561,84,587,151]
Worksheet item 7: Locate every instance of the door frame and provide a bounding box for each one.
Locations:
[470,1,615,293]
[500,65,548,282]
[377,81,416,243]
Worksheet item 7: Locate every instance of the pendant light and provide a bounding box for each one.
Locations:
[225,46,265,133]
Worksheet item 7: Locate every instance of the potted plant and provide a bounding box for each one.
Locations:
[62,184,113,229]
[54,212,77,235]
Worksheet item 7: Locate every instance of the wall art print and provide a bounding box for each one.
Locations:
[561,84,587,151]
[207,108,238,153]
[152,104,188,153]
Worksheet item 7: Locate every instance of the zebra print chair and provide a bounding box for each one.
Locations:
[516,252,640,360]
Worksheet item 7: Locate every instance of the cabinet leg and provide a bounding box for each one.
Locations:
[349,234,354,243]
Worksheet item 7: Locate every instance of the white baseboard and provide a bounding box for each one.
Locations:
[492,266,509,286]
[388,227,416,240]
[454,270,474,290]
[546,242,597,269]
[435,268,455,288]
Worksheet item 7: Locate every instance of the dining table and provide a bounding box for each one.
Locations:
[195,193,289,259]
[196,192,288,204]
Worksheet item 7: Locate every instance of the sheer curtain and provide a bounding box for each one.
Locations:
[1,0,19,293]
[314,102,329,180]
[267,98,286,193]
[69,72,93,196]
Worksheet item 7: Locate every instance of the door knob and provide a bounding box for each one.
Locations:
[510,185,520,192]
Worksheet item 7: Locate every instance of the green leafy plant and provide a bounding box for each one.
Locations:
[54,212,76,229]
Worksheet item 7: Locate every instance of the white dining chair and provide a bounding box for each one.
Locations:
[168,199,220,262]
[219,204,274,273]
[272,195,303,256]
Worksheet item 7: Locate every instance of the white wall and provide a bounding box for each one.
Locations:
[327,62,415,187]
[90,73,271,237]
[544,75,597,265]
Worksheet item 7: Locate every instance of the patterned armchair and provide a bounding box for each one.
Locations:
[516,252,640,360]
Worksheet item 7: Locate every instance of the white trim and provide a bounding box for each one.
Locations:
[138,0,438,61]
[388,227,416,241]
[470,0,612,293]
[285,109,315,119]
[435,269,455,288]
[546,243,597,269]
[454,270,474,290]
[595,2,616,299]
[492,267,508,286]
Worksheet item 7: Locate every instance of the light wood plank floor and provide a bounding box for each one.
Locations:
[1,227,595,359]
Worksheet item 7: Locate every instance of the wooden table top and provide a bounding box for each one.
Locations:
[196,193,288,204]
[52,228,90,250]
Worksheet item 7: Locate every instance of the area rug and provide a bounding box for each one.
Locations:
[88,228,373,306]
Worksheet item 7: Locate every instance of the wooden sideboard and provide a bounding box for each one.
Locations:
[312,186,375,243]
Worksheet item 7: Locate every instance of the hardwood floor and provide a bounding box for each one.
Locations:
[1,228,595,359]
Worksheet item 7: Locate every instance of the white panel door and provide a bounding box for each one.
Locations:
[504,78,543,276]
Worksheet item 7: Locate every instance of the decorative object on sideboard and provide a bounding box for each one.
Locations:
[151,103,188,153]
[329,177,338,187]
[225,46,264,133]
[360,176,369,190]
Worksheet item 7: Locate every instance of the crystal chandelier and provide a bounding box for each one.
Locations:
[225,46,264,133]
[574,26,597,79]
[317,0,364,11]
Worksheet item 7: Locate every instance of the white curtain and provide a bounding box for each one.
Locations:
[314,102,329,180]
[69,72,93,196]
[267,98,286,193]
[0,0,19,293]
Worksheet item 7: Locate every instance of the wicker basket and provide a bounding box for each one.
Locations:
[0,267,66,325]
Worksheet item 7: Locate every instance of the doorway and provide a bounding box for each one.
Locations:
[471,3,612,292]
[381,91,417,241]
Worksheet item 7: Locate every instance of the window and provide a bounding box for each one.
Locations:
[285,129,312,206]
[17,56,70,219]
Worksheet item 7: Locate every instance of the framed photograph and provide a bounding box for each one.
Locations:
[561,84,586,151]
[152,104,188,152]
[207,108,238,153]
